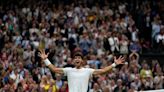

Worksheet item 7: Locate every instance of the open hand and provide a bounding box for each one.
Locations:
[114,56,125,65]
[38,49,49,60]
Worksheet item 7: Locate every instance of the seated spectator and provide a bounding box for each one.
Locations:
[55,74,63,89]
[89,82,102,92]
[114,79,127,92]
[129,40,141,53]
[48,79,59,92]
[130,76,141,91]
[40,75,50,91]
[140,63,153,79]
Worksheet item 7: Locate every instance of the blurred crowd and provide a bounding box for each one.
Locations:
[0,0,164,92]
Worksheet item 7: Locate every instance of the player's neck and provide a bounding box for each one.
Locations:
[75,66,82,69]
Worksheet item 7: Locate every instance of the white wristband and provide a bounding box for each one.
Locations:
[111,63,117,68]
[44,59,51,66]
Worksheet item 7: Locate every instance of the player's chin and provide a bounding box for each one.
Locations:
[75,63,81,67]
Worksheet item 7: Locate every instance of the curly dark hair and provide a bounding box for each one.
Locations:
[73,51,83,59]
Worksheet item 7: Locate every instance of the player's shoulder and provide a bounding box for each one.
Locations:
[64,67,74,68]
[63,67,74,70]
[83,67,95,71]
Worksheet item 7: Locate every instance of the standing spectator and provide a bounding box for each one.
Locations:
[79,31,91,55]
[23,45,34,69]
[129,52,139,63]
[151,14,161,47]
[87,54,101,69]
[108,32,119,53]
[119,34,129,54]
[156,28,164,51]
[128,25,139,42]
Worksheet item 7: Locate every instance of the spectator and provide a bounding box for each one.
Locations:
[108,32,119,53]
[89,82,102,92]
[40,75,50,91]
[114,79,127,92]
[119,34,129,54]
[79,31,92,55]
[156,28,164,51]
[140,63,153,79]
[55,74,63,89]
[130,76,141,91]
[48,79,58,92]
[129,40,141,53]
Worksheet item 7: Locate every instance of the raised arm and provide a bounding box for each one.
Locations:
[129,52,139,61]
[93,56,125,75]
[38,50,64,74]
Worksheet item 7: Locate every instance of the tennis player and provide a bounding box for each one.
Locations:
[39,50,125,92]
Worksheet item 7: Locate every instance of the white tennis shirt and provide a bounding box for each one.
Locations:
[63,67,95,92]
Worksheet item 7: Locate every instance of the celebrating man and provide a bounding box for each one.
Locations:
[39,50,125,92]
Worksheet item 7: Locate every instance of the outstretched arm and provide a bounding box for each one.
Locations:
[93,56,125,75]
[38,50,64,74]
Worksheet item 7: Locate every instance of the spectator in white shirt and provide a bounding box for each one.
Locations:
[156,28,164,43]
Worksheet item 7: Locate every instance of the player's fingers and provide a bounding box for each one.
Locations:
[47,52,49,56]
[39,49,43,54]
[38,52,41,57]
[118,55,123,60]
[40,49,45,55]
[42,49,45,55]
[121,57,125,61]
[114,56,116,60]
